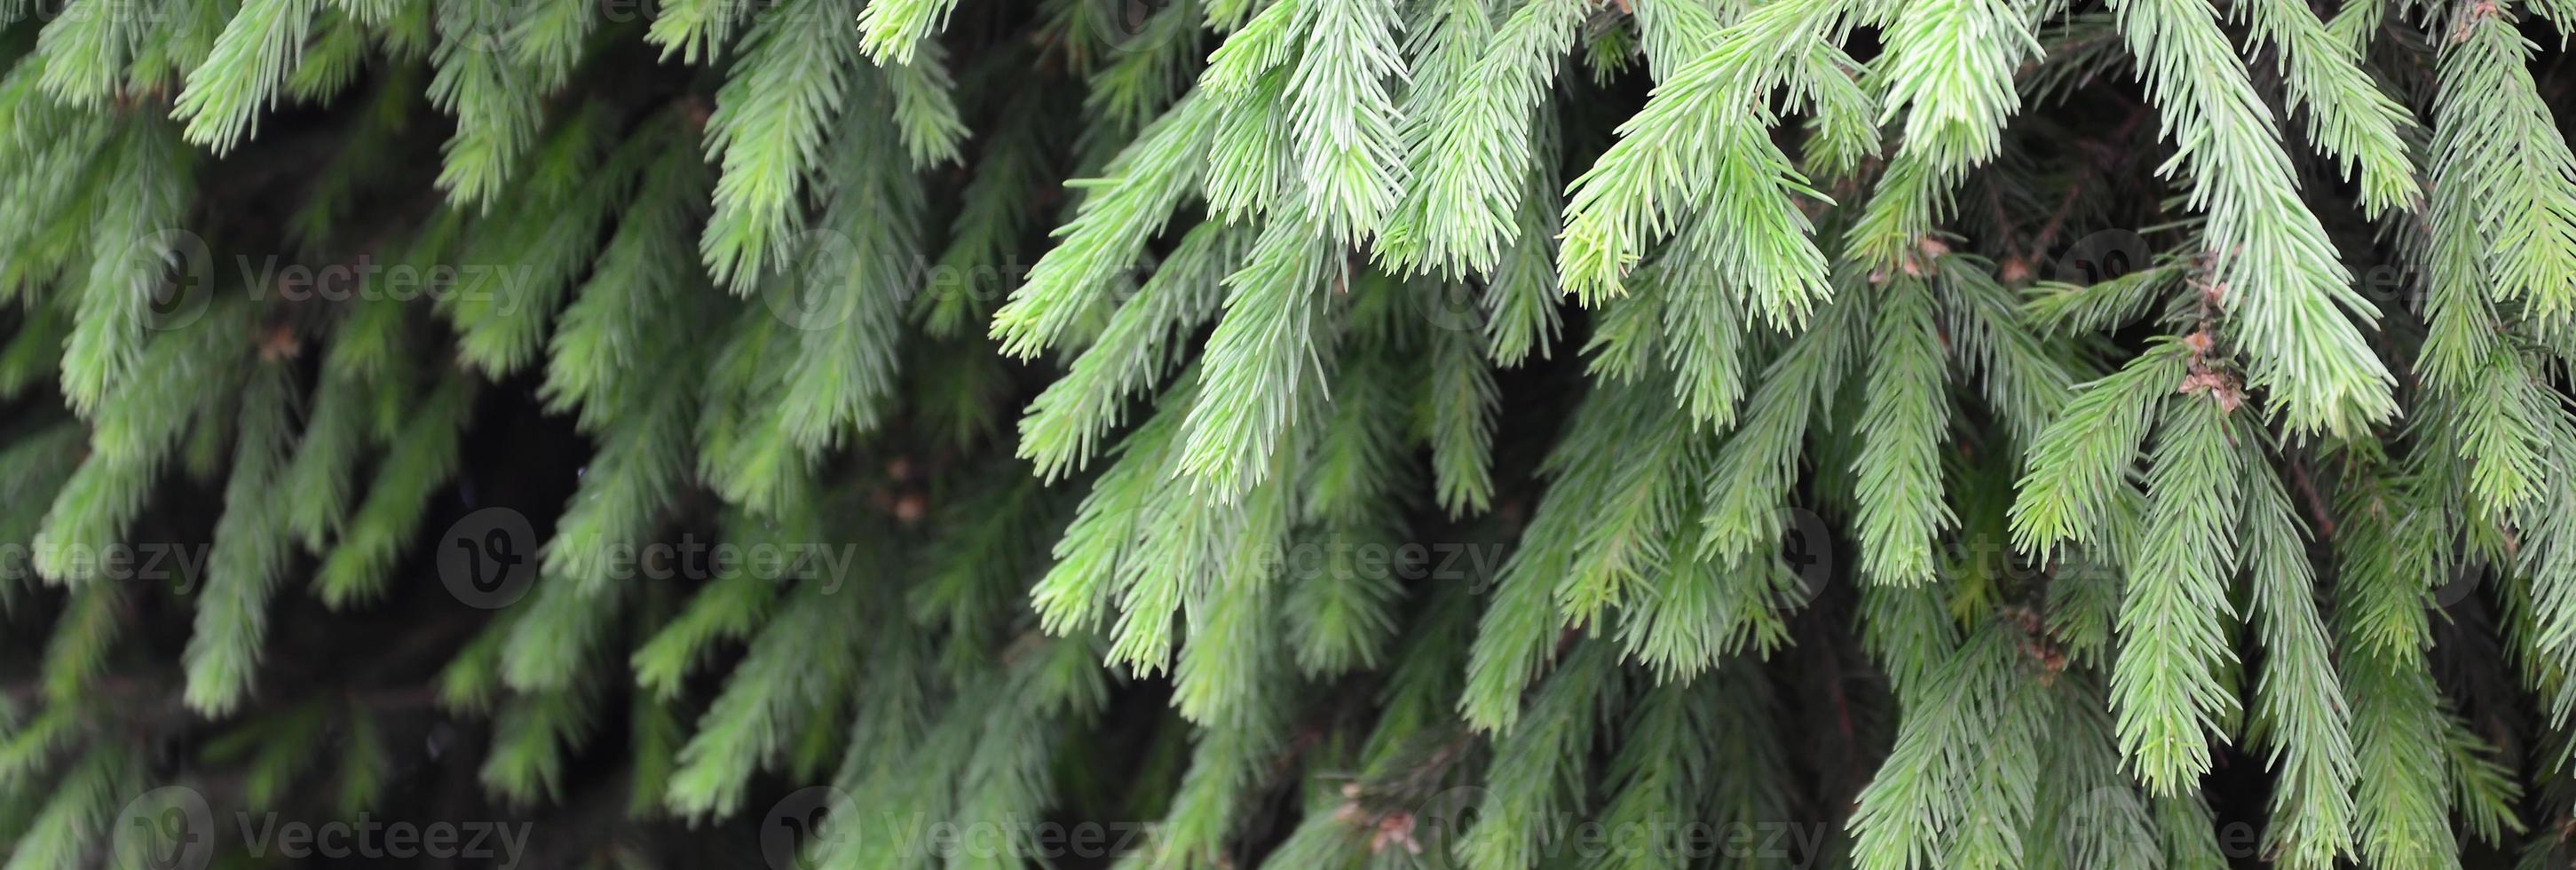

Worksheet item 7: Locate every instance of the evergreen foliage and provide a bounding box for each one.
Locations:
[7,0,2576,866]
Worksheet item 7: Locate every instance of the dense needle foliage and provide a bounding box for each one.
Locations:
[4,0,2576,865]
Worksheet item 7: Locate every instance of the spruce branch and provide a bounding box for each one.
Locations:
[2109,0,2397,435]
[2109,386,2245,794]
[1555,0,1845,316]
[1851,273,1956,585]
